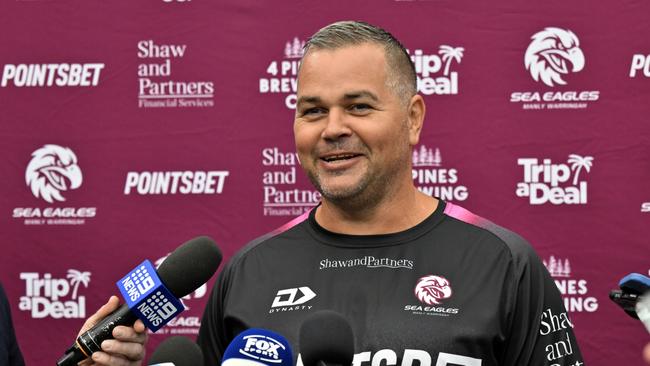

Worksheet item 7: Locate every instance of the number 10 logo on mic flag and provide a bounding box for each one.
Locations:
[116,260,184,332]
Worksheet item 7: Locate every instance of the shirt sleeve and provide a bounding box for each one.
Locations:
[500,239,585,366]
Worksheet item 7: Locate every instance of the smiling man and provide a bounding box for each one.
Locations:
[197,21,585,366]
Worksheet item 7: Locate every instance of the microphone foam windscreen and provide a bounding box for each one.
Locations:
[148,336,204,366]
[157,236,222,297]
[222,328,293,366]
[299,310,354,366]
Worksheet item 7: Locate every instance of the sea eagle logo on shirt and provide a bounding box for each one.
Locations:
[415,275,452,305]
[25,144,82,203]
[525,27,584,87]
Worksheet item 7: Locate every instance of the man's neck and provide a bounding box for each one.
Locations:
[315,186,438,235]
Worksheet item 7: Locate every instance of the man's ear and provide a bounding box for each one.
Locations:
[407,94,426,146]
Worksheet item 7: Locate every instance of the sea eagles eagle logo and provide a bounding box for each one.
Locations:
[25,144,83,203]
[414,275,452,305]
[525,27,585,87]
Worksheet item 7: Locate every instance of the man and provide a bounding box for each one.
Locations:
[0,283,25,366]
[197,21,585,366]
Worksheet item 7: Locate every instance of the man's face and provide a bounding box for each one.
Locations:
[294,43,419,205]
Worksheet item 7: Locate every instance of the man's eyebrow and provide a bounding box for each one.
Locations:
[343,91,379,102]
[296,96,321,106]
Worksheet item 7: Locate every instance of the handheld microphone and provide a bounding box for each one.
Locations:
[148,336,204,366]
[221,328,293,366]
[299,310,354,366]
[609,273,650,322]
[56,236,222,366]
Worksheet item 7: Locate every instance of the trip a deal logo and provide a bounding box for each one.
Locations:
[510,27,599,110]
[404,275,459,316]
[12,144,97,226]
[19,269,91,319]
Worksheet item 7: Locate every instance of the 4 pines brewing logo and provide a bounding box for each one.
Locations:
[516,154,594,205]
[510,27,600,110]
[19,269,90,319]
[412,144,468,201]
[12,145,97,225]
[543,255,598,313]
[137,40,214,108]
[259,37,305,110]
[408,45,464,95]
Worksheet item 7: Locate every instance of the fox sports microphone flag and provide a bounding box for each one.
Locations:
[222,328,293,366]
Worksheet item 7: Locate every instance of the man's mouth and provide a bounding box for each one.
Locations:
[320,153,362,163]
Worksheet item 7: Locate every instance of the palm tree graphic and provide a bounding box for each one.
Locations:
[567,154,594,185]
[67,269,91,299]
[439,45,464,76]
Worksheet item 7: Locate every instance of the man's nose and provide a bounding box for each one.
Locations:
[321,108,352,141]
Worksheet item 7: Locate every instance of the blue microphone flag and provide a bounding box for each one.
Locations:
[222,328,293,366]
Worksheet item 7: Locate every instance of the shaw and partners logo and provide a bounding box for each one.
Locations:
[511,27,599,110]
[13,145,97,225]
[319,256,413,270]
[269,287,316,314]
[1,63,103,87]
[19,269,90,319]
[516,154,594,205]
[404,275,459,317]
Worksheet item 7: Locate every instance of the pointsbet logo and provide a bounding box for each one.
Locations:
[630,54,650,77]
[1,63,103,87]
[516,154,594,205]
[19,270,90,319]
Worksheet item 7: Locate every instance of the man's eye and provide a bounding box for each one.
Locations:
[302,107,325,116]
[349,104,371,112]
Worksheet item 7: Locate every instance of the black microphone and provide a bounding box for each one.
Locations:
[299,310,355,366]
[148,336,204,366]
[56,236,222,366]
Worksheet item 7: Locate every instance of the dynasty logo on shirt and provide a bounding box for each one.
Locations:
[268,287,316,314]
[404,274,459,316]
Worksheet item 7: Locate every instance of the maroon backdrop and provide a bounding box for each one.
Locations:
[1,0,648,365]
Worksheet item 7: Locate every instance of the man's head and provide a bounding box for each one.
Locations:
[302,21,417,105]
[294,21,425,210]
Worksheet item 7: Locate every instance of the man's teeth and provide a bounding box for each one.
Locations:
[323,154,357,162]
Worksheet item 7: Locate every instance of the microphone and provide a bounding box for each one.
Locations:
[299,310,354,366]
[609,272,650,320]
[56,236,222,366]
[148,336,204,366]
[221,328,293,366]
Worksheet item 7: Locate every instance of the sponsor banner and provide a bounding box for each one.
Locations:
[543,256,598,313]
[539,308,583,365]
[19,269,91,319]
[262,147,320,216]
[412,144,469,201]
[409,45,464,95]
[516,154,593,205]
[137,40,214,108]
[630,54,650,77]
[1,63,104,87]
[124,170,229,195]
[259,37,304,110]
[12,145,97,225]
[510,27,600,110]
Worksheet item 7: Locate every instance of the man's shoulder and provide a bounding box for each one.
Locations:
[441,202,537,264]
[230,210,313,264]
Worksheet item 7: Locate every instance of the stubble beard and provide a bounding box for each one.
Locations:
[306,140,411,212]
